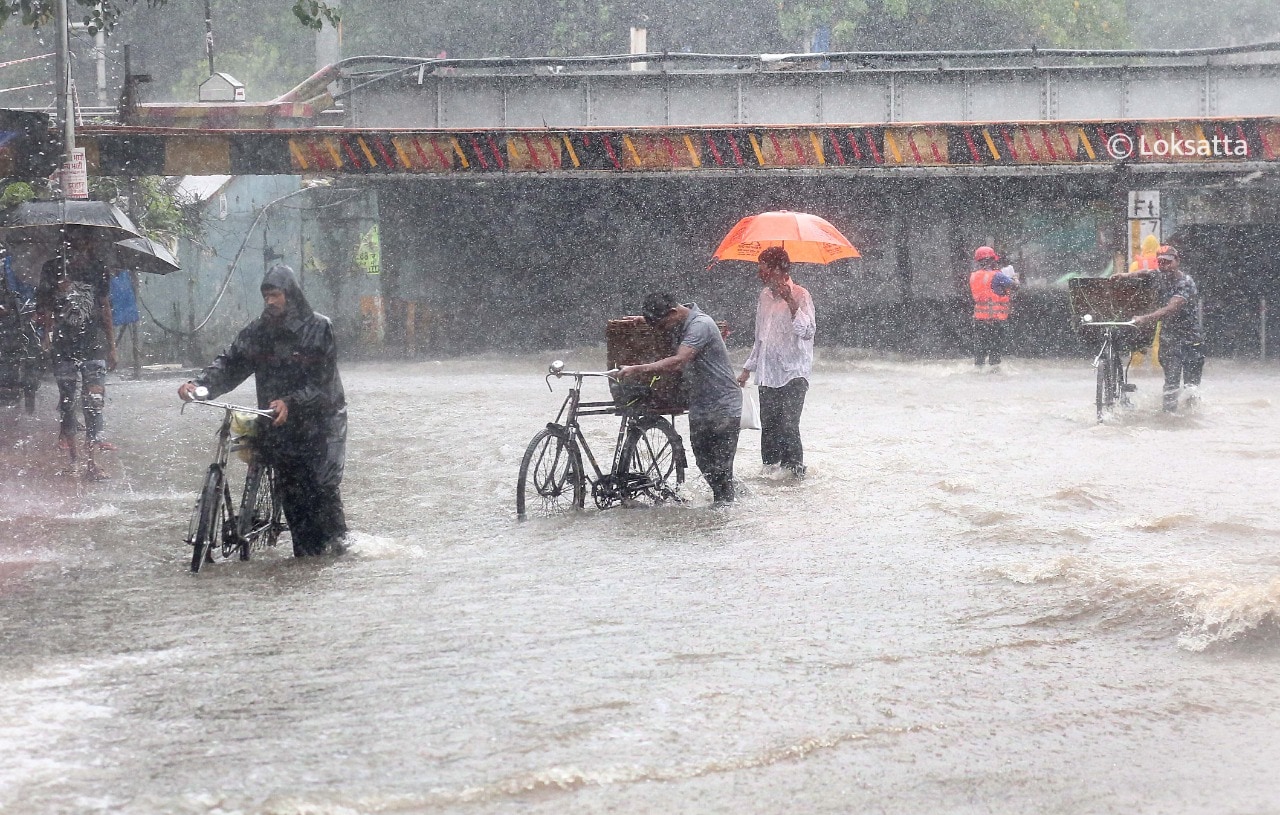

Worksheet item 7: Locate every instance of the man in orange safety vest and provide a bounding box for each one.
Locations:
[969,245,1019,367]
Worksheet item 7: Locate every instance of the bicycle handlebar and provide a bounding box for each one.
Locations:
[182,396,278,419]
[544,359,620,390]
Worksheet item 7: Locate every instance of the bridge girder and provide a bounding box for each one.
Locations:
[74,118,1280,178]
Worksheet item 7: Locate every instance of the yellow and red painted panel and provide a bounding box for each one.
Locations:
[77,118,1280,177]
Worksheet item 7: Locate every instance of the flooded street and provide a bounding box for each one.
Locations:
[2,351,1279,814]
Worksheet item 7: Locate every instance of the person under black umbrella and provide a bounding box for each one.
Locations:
[36,226,117,479]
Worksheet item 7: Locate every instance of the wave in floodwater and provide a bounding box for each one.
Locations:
[995,555,1280,651]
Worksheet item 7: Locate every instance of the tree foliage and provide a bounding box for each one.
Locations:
[0,0,337,34]
[775,0,1129,50]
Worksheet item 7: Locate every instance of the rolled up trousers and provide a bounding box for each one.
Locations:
[688,414,740,504]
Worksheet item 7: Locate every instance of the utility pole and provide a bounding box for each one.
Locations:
[55,0,74,165]
[204,0,215,76]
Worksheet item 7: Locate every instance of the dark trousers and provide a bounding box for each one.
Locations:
[759,377,808,472]
[53,357,106,443]
[275,461,348,556]
[688,415,740,504]
[1159,340,1205,412]
[973,320,1007,365]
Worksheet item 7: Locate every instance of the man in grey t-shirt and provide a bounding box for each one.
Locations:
[1117,245,1204,412]
[618,292,742,504]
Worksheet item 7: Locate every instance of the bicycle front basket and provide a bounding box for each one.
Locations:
[610,378,658,416]
[230,410,262,463]
[610,375,688,416]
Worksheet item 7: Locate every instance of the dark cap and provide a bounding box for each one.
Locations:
[641,292,678,324]
[1157,245,1178,261]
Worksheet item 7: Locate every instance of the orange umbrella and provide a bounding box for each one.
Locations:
[712,210,859,265]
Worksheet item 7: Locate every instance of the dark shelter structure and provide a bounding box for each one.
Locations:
[372,171,1277,359]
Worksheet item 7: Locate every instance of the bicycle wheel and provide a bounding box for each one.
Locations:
[1113,352,1129,407]
[187,465,224,573]
[238,461,283,558]
[619,416,686,503]
[516,427,584,520]
[1095,347,1106,421]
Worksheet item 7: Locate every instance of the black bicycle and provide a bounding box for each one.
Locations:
[183,388,286,572]
[1083,316,1138,421]
[517,360,687,520]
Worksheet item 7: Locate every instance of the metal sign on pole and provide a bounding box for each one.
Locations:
[64,147,89,199]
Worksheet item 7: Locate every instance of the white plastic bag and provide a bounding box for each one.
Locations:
[740,386,761,430]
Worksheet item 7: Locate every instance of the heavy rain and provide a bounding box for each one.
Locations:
[3,1,1280,813]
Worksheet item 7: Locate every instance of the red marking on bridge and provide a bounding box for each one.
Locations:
[1001,129,1018,161]
[1040,128,1059,161]
[829,131,846,164]
[727,133,744,165]
[373,137,395,168]
[846,131,863,162]
[341,138,361,167]
[663,136,679,166]
[1057,127,1073,158]
[470,135,490,169]
[1021,129,1040,161]
[603,136,621,169]
[545,135,561,169]
[521,135,540,169]
[964,130,981,162]
[706,134,724,166]
[1259,127,1276,160]
[866,133,882,164]
[306,141,328,170]
[488,135,506,170]
[410,138,431,169]
[905,132,923,164]
[430,138,450,169]
[768,132,784,163]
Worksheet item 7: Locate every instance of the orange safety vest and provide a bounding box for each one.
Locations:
[970,269,1011,321]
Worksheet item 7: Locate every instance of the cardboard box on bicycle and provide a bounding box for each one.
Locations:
[606,316,732,415]
[1068,277,1159,342]
[606,317,686,415]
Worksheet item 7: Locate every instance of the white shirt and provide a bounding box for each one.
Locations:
[742,281,816,388]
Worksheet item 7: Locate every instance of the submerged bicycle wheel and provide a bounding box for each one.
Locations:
[1096,340,1119,420]
[188,465,224,573]
[516,428,584,520]
[238,462,284,558]
[619,416,686,503]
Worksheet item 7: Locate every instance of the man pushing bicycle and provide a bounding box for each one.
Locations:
[179,264,349,557]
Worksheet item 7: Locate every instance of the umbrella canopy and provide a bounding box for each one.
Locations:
[112,236,181,275]
[0,200,142,244]
[712,210,860,265]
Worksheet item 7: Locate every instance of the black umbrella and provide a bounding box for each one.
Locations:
[112,236,181,275]
[0,200,142,243]
[0,200,180,275]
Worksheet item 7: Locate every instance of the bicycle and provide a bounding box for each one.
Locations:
[516,360,688,520]
[182,387,286,572]
[1081,315,1138,422]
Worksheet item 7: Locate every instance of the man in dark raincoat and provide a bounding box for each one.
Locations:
[179,264,348,556]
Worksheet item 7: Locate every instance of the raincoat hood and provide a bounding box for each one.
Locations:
[260,264,313,326]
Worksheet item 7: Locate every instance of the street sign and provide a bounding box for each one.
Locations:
[63,148,89,199]
[1128,191,1160,219]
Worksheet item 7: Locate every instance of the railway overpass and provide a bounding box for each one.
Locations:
[16,46,1280,357]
